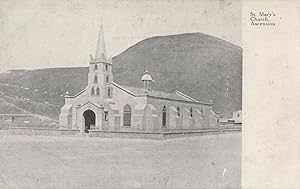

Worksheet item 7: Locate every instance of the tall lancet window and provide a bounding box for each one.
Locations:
[190,108,193,117]
[94,64,98,70]
[91,87,95,96]
[94,75,98,83]
[106,76,109,83]
[105,65,108,71]
[177,106,180,117]
[108,88,111,97]
[96,87,100,96]
[162,106,167,127]
[123,104,131,127]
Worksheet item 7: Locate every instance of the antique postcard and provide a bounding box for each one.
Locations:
[0,0,299,188]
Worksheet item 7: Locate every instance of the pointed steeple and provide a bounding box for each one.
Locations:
[95,18,107,61]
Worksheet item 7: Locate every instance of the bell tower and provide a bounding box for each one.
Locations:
[87,20,113,99]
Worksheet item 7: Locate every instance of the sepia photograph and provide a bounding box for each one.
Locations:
[0,0,242,188]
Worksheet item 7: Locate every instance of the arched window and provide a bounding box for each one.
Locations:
[108,88,111,97]
[105,65,108,71]
[123,104,131,127]
[200,108,204,116]
[106,76,109,83]
[94,75,98,83]
[190,108,193,117]
[104,111,108,121]
[91,87,95,95]
[177,106,180,117]
[96,87,100,96]
[162,106,167,127]
[94,64,98,70]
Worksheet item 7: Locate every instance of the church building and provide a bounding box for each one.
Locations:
[59,22,218,134]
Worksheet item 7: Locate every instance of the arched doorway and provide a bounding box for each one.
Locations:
[83,110,95,133]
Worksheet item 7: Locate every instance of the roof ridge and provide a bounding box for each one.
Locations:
[119,83,171,94]
[65,88,86,98]
[173,90,200,102]
[112,83,211,105]
[111,82,144,96]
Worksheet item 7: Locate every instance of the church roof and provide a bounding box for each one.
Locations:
[66,82,212,105]
[112,82,212,105]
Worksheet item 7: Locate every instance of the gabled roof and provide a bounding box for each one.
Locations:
[65,88,86,98]
[111,82,212,105]
[111,82,143,96]
[80,101,103,109]
[66,82,211,105]
[172,90,200,103]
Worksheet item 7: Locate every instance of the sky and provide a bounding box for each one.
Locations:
[0,0,241,73]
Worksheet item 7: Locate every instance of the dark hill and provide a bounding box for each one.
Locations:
[0,33,242,119]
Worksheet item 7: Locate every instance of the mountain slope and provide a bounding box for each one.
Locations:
[0,98,30,114]
[0,33,242,118]
[113,33,242,117]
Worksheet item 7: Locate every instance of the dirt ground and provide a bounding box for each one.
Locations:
[0,133,241,189]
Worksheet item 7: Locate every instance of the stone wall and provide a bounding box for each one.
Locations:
[146,96,217,130]
[109,85,147,130]
[1,125,241,139]
[8,127,80,136]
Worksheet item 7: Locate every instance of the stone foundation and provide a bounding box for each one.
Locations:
[1,125,241,139]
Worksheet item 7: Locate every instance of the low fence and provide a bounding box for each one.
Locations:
[89,127,241,139]
[6,126,79,136]
[1,124,241,139]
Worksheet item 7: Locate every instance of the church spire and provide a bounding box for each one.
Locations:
[95,18,107,61]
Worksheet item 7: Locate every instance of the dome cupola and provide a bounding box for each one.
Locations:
[141,69,153,91]
[141,70,153,81]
